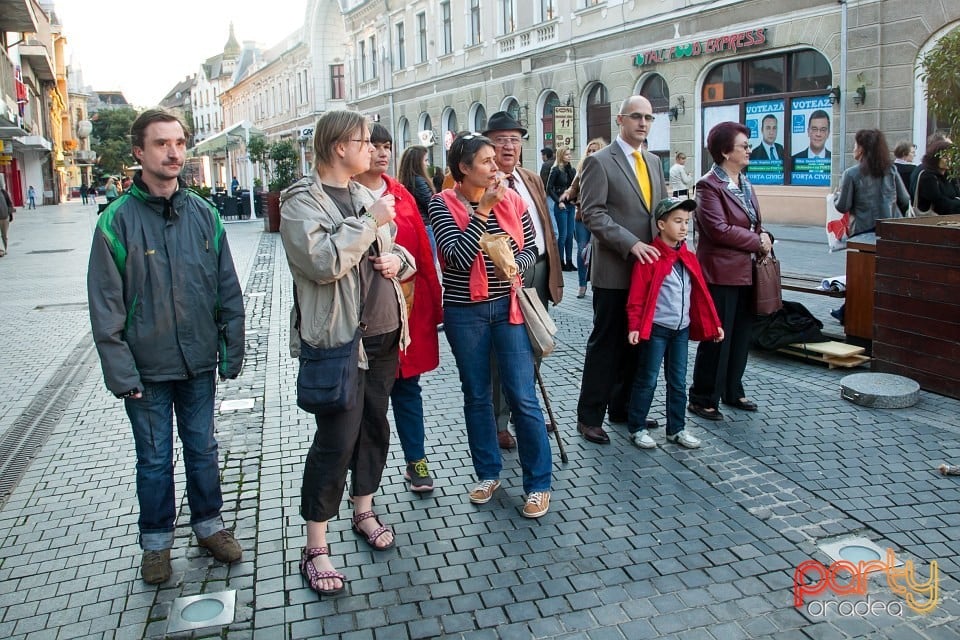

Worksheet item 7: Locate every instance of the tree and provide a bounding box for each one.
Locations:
[90,107,139,177]
[268,140,299,192]
[920,28,960,164]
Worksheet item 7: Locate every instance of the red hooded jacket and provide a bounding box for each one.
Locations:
[625,236,722,342]
[384,174,443,377]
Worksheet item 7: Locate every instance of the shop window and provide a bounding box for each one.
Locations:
[471,103,487,132]
[746,57,784,96]
[504,97,521,124]
[585,83,610,144]
[703,64,741,103]
[791,50,832,91]
[541,91,560,151]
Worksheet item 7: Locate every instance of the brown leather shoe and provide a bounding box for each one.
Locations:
[577,421,610,444]
[497,430,516,450]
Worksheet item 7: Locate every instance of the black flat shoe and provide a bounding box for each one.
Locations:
[687,403,724,421]
[723,398,758,412]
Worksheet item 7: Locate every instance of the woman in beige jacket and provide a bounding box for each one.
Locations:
[280,110,414,598]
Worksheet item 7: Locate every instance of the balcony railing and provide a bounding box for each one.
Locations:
[496,22,558,58]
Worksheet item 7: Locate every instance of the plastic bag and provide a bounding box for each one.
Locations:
[825,193,849,252]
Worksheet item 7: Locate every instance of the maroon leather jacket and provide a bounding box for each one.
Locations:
[694,172,766,286]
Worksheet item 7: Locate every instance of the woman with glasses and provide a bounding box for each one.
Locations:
[280,110,414,597]
[428,131,553,519]
[687,121,772,422]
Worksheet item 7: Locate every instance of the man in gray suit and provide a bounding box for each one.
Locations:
[576,95,665,444]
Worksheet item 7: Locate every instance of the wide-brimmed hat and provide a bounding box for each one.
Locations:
[654,196,697,220]
[483,111,527,137]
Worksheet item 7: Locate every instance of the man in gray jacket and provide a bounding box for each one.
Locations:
[576,95,665,444]
[87,109,246,584]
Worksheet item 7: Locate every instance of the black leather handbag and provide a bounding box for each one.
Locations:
[296,328,361,416]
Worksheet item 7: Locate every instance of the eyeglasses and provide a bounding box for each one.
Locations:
[492,136,523,147]
[809,126,829,135]
[621,112,656,122]
[736,143,752,151]
[349,138,372,145]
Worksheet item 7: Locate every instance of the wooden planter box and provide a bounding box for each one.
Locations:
[873,215,960,399]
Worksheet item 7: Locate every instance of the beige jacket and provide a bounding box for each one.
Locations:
[279,174,413,367]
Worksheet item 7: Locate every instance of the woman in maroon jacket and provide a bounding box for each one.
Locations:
[688,122,773,421]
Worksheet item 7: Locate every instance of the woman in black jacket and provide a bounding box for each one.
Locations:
[546,146,577,271]
[914,139,960,215]
[398,145,438,258]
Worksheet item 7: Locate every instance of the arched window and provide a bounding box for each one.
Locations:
[503,97,521,123]
[701,49,832,186]
[640,74,669,112]
[441,108,458,167]
[470,103,487,133]
[540,91,560,151]
[397,117,410,153]
[585,83,610,144]
[419,113,434,166]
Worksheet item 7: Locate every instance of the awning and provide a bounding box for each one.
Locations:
[188,121,263,157]
[12,134,52,151]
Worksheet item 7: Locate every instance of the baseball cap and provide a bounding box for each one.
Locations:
[654,196,697,220]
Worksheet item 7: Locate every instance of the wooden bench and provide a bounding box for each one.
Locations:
[780,271,845,298]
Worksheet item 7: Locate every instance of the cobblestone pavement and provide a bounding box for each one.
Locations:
[0,200,957,639]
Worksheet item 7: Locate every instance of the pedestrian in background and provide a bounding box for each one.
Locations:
[669,151,695,197]
[429,131,553,518]
[80,182,89,205]
[105,177,119,202]
[0,180,14,257]
[688,121,772,421]
[87,109,246,585]
[626,197,723,451]
[561,137,606,299]
[893,141,917,188]
[281,110,412,597]
[398,145,438,259]
[546,145,577,272]
[575,95,664,446]
[355,124,442,493]
[539,146,555,185]
[913,138,960,215]
[27,185,36,209]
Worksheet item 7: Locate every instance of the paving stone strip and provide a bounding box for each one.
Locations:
[0,334,99,508]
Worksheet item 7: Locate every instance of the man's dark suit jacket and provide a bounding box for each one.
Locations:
[750,143,785,161]
[791,148,832,161]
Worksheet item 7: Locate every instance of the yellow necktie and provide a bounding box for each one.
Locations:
[632,150,652,210]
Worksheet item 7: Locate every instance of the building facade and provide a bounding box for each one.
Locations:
[332,0,960,223]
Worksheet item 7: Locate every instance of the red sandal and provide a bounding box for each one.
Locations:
[299,547,347,596]
[352,510,396,550]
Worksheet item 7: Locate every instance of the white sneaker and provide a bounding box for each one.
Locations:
[666,430,701,449]
[631,431,657,449]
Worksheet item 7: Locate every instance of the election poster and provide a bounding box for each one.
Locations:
[790,96,832,186]
[745,100,784,185]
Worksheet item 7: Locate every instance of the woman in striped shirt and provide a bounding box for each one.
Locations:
[428,132,553,519]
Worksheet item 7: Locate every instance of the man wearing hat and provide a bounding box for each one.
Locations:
[483,111,563,449]
[576,95,666,445]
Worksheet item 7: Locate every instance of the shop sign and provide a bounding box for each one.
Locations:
[633,28,767,67]
[554,106,574,150]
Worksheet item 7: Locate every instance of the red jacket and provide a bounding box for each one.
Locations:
[626,236,722,342]
[384,174,443,377]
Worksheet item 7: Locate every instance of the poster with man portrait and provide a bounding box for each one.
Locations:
[790,96,832,186]
[745,100,785,185]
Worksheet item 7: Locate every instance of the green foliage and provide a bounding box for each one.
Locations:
[189,184,212,198]
[91,107,139,175]
[267,140,299,192]
[920,30,960,166]
[247,134,269,166]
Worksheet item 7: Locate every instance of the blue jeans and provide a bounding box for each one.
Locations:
[553,202,575,264]
[628,324,690,437]
[574,220,591,287]
[124,370,224,550]
[443,297,552,493]
[391,374,425,462]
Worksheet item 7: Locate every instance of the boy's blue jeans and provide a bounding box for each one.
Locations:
[628,324,690,437]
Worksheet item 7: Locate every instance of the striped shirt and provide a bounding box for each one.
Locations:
[428,192,537,305]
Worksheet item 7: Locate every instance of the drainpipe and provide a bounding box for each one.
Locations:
[838,0,848,175]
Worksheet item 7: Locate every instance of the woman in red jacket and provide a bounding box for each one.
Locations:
[355,124,443,492]
[687,122,773,421]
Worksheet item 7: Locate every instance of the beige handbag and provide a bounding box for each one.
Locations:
[908,169,937,217]
[517,286,557,358]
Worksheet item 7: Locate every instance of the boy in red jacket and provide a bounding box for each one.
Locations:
[626,198,724,450]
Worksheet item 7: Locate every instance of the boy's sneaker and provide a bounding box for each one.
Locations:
[468,479,501,504]
[404,459,435,492]
[666,430,701,449]
[141,549,172,584]
[198,529,243,563]
[631,431,657,449]
[522,491,551,518]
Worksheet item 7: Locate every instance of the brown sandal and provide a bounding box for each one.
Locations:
[299,547,346,596]
[352,510,395,550]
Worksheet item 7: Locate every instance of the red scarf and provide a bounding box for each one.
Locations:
[439,188,525,324]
